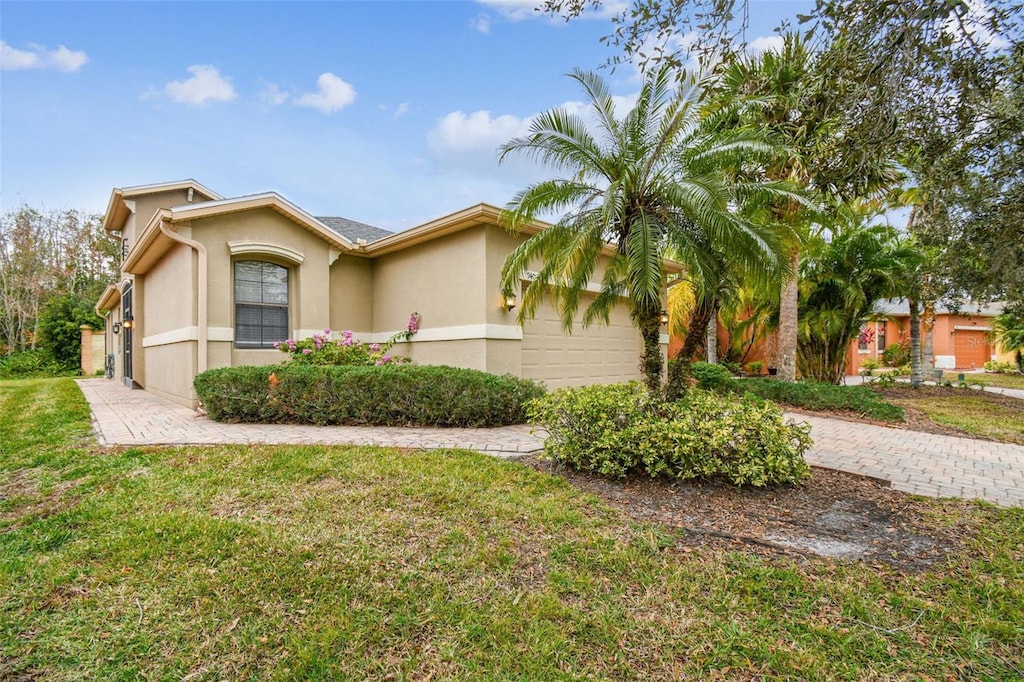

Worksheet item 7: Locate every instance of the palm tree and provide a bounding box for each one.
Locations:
[498,65,801,394]
[993,306,1024,373]
[712,34,902,382]
[797,202,915,383]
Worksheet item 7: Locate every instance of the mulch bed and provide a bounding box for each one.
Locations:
[517,456,977,573]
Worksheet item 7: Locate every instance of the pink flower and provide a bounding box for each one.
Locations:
[375,355,393,366]
[273,341,281,349]
[369,343,381,352]
[407,313,420,333]
[302,348,312,355]
[323,327,331,335]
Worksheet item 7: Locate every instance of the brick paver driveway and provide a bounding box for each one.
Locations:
[76,379,1023,508]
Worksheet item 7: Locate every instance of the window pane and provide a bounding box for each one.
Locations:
[234,261,289,348]
[235,279,263,303]
[263,282,288,304]
[235,261,262,282]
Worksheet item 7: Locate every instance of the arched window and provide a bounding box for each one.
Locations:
[234,261,288,348]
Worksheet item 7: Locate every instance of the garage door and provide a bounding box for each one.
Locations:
[521,293,644,389]
[954,330,989,369]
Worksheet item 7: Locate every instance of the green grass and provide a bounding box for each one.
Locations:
[966,372,1024,391]
[3,379,1023,680]
[890,394,1024,445]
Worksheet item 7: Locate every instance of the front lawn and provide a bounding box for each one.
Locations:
[2,379,1022,680]
[877,386,1024,445]
[966,372,1024,391]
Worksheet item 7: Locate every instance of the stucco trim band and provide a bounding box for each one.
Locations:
[143,326,234,347]
[953,325,992,331]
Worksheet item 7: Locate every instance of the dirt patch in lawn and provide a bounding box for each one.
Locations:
[517,457,974,573]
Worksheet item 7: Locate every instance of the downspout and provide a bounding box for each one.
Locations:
[158,218,208,373]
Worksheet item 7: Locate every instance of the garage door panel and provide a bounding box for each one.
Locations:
[954,331,988,370]
[521,293,644,389]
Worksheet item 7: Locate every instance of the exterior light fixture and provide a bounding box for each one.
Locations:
[503,293,517,312]
[122,316,133,330]
[112,322,121,334]
[659,310,669,325]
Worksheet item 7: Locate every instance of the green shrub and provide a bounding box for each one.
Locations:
[691,362,736,392]
[0,350,68,379]
[984,360,1017,373]
[745,360,765,375]
[860,357,882,375]
[38,293,104,370]
[194,364,545,427]
[529,383,812,487]
[882,342,910,367]
[735,378,904,422]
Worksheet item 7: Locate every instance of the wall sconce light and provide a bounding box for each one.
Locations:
[659,310,669,325]
[503,293,517,312]
[112,322,121,334]
[122,317,133,330]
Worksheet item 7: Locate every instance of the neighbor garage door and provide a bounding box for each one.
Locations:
[521,293,644,389]
[954,330,989,369]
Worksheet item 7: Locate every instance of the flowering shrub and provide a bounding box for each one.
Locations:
[275,315,420,366]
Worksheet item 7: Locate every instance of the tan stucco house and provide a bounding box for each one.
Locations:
[95,180,671,407]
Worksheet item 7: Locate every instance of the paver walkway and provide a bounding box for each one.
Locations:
[76,379,1023,508]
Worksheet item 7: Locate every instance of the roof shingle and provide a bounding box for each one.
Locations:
[316,216,392,244]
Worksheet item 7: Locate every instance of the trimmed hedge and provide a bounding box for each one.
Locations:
[735,377,905,423]
[529,382,812,487]
[193,364,545,427]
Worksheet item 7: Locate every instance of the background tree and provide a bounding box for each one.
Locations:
[0,206,117,362]
[993,304,1024,372]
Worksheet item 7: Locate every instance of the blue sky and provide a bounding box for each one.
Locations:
[2,0,812,232]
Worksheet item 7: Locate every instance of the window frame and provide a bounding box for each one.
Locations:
[233,259,290,349]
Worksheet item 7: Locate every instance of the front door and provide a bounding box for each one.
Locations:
[122,283,133,385]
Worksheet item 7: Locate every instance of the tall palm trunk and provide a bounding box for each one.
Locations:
[706,317,718,363]
[922,300,936,373]
[909,297,923,388]
[777,250,799,381]
[666,297,717,401]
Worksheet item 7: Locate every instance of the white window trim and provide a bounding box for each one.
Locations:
[227,240,304,265]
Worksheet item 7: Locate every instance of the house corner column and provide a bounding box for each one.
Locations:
[80,325,93,375]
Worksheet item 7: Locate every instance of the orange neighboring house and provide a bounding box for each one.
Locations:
[845,300,1007,375]
[669,299,1010,377]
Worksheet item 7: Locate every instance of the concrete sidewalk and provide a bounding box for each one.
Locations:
[76,379,1024,508]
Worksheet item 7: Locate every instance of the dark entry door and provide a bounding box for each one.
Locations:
[122,283,133,383]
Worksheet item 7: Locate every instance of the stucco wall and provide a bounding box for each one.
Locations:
[330,255,373,333]
[190,208,339,367]
[372,226,488,334]
[143,343,198,407]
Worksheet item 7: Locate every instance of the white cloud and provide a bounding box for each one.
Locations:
[471,14,492,33]
[163,65,237,105]
[746,35,784,56]
[1,41,88,72]
[429,110,532,155]
[258,81,290,106]
[476,0,626,21]
[944,0,1009,50]
[393,102,410,118]
[294,72,357,113]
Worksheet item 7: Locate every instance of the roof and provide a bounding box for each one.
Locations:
[316,216,392,244]
[872,298,1006,317]
[103,179,222,232]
